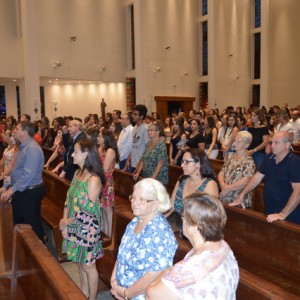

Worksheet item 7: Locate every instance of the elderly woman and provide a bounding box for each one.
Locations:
[166,149,219,236]
[111,178,178,300]
[133,122,168,185]
[146,192,239,300]
[218,131,256,208]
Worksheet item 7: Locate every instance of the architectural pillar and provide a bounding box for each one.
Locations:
[20,0,41,120]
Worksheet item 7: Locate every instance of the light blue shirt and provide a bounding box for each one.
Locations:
[10,137,44,192]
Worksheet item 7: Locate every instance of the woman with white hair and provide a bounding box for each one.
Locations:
[218,131,256,208]
[111,178,178,300]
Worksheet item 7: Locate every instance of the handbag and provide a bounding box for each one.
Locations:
[176,138,188,149]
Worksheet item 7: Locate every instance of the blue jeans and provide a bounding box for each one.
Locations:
[119,159,127,170]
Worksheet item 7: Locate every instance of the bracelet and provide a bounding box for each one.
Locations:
[254,148,257,152]
[279,211,286,219]
[124,288,130,300]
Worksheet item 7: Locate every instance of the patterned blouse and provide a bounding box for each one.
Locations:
[162,240,239,300]
[141,140,169,185]
[116,214,178,300]
[220,154,256,207]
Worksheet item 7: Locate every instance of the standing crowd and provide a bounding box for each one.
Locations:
[0,102,299,299]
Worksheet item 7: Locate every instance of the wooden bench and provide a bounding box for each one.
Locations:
[0,203,86,300]
[97,170,300,298]
[0,203,14,274]
[224,204,300,297]
[41,169,111,260]
[0,224,86,300]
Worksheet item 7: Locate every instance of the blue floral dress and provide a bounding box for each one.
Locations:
[116,214,178,300]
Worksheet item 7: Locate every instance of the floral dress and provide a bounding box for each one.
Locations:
[141,141,168,185]
[100,155,115,208]
[162,240,239,299]
[62,177,103,264]
[116,214,178,300]
[220,154,255,207]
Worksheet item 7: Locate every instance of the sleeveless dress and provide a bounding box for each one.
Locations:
[174,177,212,231]
[100,155,115,208]
[62,177,103,264]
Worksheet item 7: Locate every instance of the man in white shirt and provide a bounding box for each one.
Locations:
[118,114,133,170]
[290,110,300,144]
[125,105,149,173]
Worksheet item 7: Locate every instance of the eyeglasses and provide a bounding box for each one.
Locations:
[147,129,158,132]
[129,195,155,205]
[131,112,140,116]
[181,160,196,165]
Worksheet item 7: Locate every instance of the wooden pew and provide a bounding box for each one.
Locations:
[224,204,300,297]
[98,170,300,298]
[0,203,14,274]
[0,224,86,300]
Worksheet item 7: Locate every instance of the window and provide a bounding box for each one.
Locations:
[252,84,260,107]
[16,86,20,119]
[128,4,135,70]
[199,82,208,109]
[202,21,208,76]
[254,0,261,28]
[202,0,208,16]
[253,32,261,79]
[0,86,6,118]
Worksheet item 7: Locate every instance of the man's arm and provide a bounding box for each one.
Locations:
[267,182,300,222]
[229,171,265,208]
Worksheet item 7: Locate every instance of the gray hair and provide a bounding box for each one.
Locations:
[134,178,170,213]
[237,131,253,147]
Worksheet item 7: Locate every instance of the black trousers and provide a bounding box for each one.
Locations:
[12,185,46,241]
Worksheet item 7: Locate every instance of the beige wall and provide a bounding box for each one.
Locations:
[1,0,300,118]
[44,82,126,121]
[269,0,300,106]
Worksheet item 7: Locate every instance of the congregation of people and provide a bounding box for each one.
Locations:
[0,102,299,299]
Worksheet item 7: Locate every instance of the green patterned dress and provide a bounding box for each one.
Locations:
[62,177,103,264]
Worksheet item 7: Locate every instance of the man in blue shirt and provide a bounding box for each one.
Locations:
[231,131,300,224]
[0,122,46,241]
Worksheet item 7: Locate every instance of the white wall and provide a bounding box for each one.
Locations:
[269,0,300,107]
[133,0,200,111]
[44,82,126,121]
[0,0,23,77]
[212,0,252,110]
[36,0,127,82]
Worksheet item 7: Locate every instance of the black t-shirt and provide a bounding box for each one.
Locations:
[186,133,205,149]
[248,126,269,152]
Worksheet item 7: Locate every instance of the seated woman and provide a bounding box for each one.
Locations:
[146,192,239,300]
[133,122,168,185]
[218,131,256,208]
[166,149,219,236]
[111,178,178,300]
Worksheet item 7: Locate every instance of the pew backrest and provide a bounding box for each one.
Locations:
[224,204,300,296]
[11,224,86,300]
[0,203,14,273]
